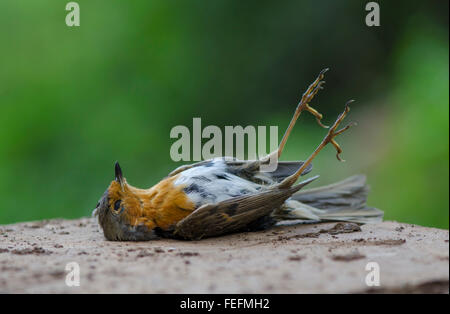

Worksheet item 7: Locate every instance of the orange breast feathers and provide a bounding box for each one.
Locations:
[107,174,196,231]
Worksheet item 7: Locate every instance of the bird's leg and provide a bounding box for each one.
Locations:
[276,68,330,159]
[277,102,356,189]
[259,69,329,170]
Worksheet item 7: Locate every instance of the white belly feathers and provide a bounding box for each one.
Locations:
[173,159,263,206]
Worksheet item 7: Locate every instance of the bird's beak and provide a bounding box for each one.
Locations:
[115,161,125,191]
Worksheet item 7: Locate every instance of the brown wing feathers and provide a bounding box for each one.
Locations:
[174,176,318,239]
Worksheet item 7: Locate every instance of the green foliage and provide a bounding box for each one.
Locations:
[369,16,449,228]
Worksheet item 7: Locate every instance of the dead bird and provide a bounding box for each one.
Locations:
[93,69,383,241]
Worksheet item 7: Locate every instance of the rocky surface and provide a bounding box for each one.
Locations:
[0,218,448,293]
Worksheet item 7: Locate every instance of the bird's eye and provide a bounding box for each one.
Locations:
[114,200,121,212]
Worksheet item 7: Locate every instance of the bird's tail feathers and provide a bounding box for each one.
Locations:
[273,175,383,224]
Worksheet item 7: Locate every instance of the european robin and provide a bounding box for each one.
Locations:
[93,69,383,241]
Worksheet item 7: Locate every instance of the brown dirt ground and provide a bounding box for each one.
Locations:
[0,219,448,293]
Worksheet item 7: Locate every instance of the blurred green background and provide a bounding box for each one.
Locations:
[0,1,448,228]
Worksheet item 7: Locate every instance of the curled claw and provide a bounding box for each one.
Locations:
[308,80,325,99]
[318,67,330,77]
[331,139,344,161]
[325,102,356,162]
[335,121,357,137]
[299,74,329,129]
[305,104,329,128]
[305,80,329,128]
[328,101,353,131]
[316,118,329,129]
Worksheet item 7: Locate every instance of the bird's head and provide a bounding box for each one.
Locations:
[93,162,156,241]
